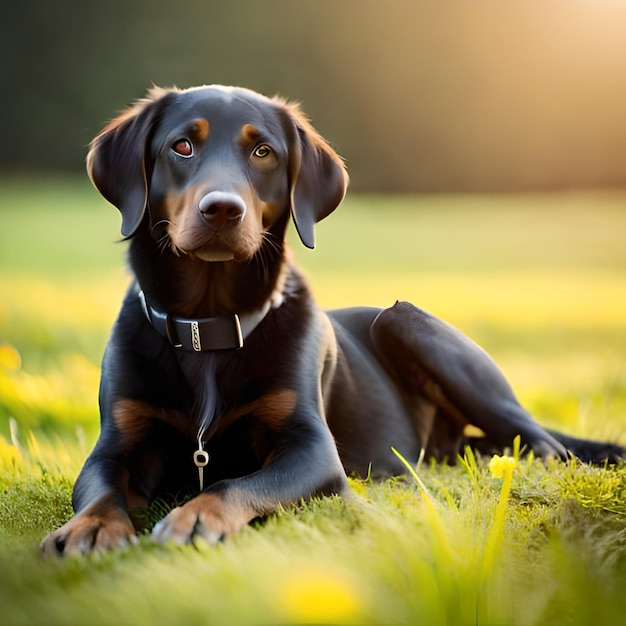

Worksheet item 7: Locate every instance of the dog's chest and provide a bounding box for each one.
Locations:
[175,351,224,434]
[171,349,275,490]
[173,350,258,433]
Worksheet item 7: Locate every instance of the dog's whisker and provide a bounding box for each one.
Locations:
[256,240,275,284]
[147,219,180,257]
[157,236,172,256]
[168,239,182,257]
[150,218,171,230]
[253,250,266,283]
[262,231,281,255]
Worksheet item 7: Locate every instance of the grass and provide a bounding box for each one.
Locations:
[1,177,626,624]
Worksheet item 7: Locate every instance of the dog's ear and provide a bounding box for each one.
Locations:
[86,87,175,238]
[281,102,349,249]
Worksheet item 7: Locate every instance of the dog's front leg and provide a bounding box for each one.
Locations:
[40,452,138,557]
[152,416,347,545]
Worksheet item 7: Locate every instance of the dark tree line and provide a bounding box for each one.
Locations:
[2,0,626,192]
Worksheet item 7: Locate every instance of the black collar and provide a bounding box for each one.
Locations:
[139,291,244,351]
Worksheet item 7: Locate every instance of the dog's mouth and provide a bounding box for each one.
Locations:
[164,221,263,263]
[190,244,236,263]
[168,229,238,262]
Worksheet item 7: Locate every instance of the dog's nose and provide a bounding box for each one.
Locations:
[198,191,246,227]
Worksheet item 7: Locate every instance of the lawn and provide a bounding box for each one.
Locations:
[1,177,626,624]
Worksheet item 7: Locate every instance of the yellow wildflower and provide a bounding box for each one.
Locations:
[0,437,23,474]
[279,566,362,624]
[488,454,516,478]
[0,344,21,372]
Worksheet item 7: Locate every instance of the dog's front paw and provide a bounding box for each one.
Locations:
[151,492,254,546]
[40,507,137,558]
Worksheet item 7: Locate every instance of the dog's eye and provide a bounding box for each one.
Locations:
[252,144,272,158]
[172,139,193,158]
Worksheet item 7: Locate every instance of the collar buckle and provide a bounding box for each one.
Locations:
[170,314,243,351]
[138,290,244,352]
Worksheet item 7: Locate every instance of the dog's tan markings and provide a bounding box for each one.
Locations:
[40,493,137,557]
[152,490,260,545]
[113,398,193,445]
[162,187,198,222]
[113,399,153,447]
[254,388,298,428]
[406,365,469,430]
[260,199,287,229]
[190,118,209,142]
[209,388,298,439]
[421,378,469,429]
[463,424,486,438]
[161,187,214,256]
[240,123,260,144]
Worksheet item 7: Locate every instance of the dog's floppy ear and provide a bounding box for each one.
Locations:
[86,87,175,238]
[281,102,349,249]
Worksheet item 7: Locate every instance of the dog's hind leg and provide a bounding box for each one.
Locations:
[370,301,568,459]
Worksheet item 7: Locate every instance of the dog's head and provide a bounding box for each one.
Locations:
[87,85,348,259]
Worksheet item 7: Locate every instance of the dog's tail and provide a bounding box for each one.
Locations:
[546,430,624,464]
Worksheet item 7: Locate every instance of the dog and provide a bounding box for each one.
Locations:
[41,85,623,556]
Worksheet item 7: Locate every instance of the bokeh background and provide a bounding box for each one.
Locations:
[3,6,626,622]
[3,0,626,192]
[1,1,626,443]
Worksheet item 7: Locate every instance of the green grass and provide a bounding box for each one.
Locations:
[1,177,626,624]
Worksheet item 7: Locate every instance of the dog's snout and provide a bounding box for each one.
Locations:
[199,191,246,226]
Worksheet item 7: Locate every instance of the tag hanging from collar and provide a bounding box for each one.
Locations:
[193,443,210,491]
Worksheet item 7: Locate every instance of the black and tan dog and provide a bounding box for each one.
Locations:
[41,85,623,556]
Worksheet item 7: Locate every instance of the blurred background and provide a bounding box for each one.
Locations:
[1,0,626,443]
[2,8,626,616]
[2,0,626,192]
